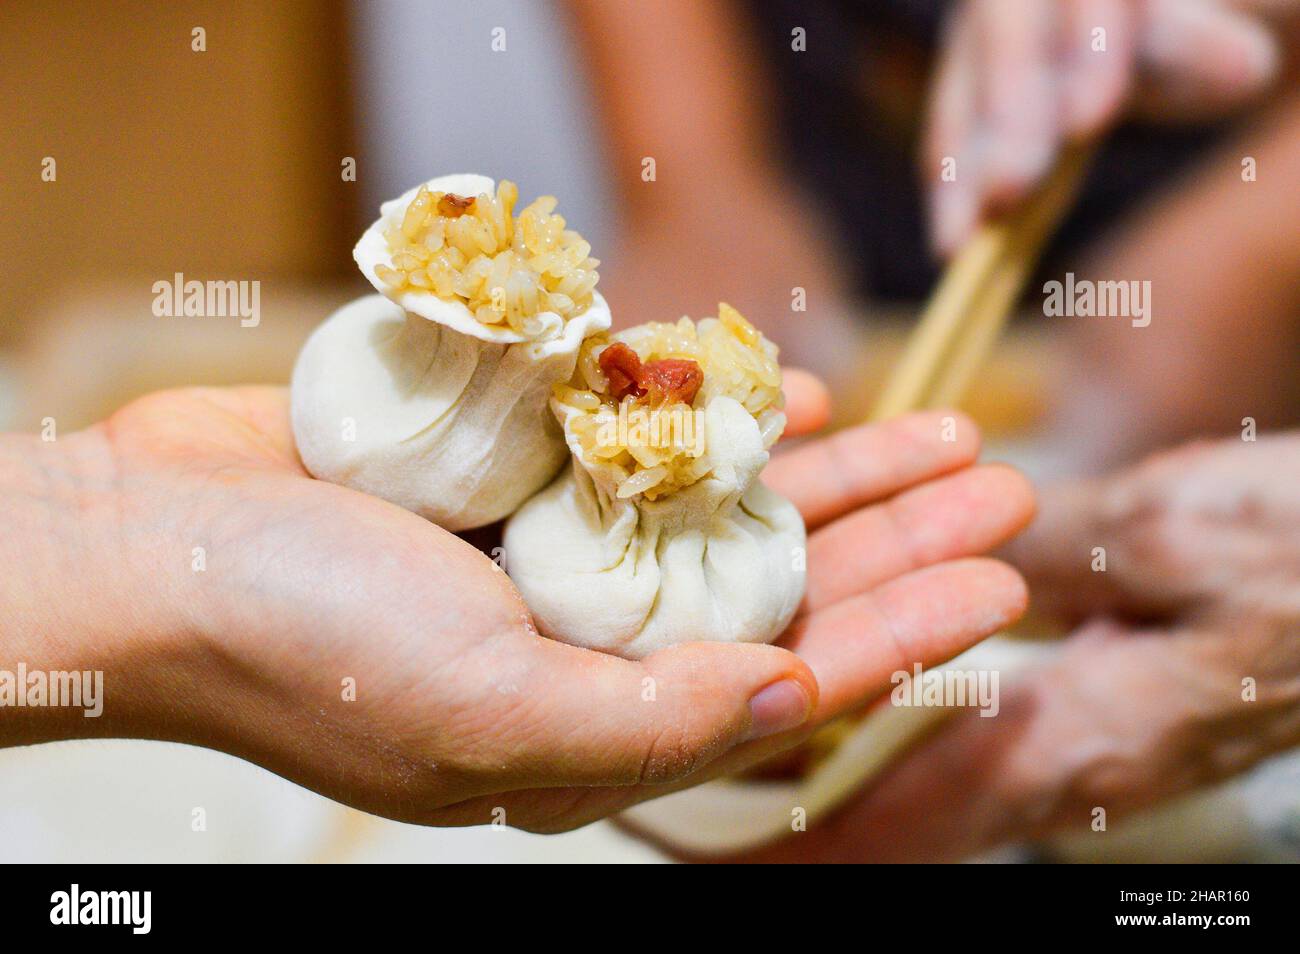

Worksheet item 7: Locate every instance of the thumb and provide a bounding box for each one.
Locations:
[501,639,818,789]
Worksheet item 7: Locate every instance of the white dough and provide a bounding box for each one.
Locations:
[293,172,611,530]
[504,395,806,659]
[291,292,610,531]
[353,174,541,345]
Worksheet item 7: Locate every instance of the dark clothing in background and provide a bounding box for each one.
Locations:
[744,0,1229,302]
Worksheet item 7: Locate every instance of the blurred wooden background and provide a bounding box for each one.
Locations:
[0,0,366,427]
[0,0,1054,437]
[0,0,360,325]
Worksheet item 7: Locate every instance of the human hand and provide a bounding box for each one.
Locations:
[0,383,1032,833]
[732,434,1300,862]
[925,0,1288,254]
[432,407,1035,830]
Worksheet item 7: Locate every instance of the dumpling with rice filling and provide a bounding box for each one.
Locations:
[291,173,611,531]
[503,304,806,658]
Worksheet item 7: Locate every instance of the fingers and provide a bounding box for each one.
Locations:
[1001,468,1197,625]
[780,557,1029,721]
[1010,435,1300,624]
[925,0,1283,254]
[836,613,1300,861]
[802,463,1036,614]
[1135,0,1280,119]
[527,558,1029,829]
[920,0,1145,255]
[425,558,1028,833]
[427,557,1029,833]
[780,368,832,438]
[466,637,818,797]
[926,0,1061,255]
[766,410,982,530]
[1000,474,1135,621]
[434,414,1017,831]
[1062,0,1137,135]
[974,0,1059,212]
[925,5,982,255]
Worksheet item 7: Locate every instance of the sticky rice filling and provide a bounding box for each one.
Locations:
[374,180,600,334]
[554,304,786,500]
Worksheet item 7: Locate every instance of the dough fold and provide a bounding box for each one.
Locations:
[504,396,806,658]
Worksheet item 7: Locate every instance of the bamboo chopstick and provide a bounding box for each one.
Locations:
[871,143,1094,420]
[803,143,1094,763]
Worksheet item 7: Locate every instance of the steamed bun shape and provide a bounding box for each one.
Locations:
[291,172,611,531]
[503,310,806,658]
[355,173,604,344]
[292,293,609,531]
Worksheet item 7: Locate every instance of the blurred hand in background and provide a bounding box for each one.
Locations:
[923,0,1300,472]
[730,432,1300,862]
[925,0,1289,254]
[567,0,1299,466]
[567,0,866,382]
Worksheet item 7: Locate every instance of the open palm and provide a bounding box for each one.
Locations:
[84,377,1033,831]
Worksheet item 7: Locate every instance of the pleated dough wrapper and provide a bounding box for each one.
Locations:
[504,394,806,659]
[354,173,581,346]
[291,172,611,530]
[291,292,610,531]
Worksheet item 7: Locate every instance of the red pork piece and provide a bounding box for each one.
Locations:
[598,343,703,406]
[437,193,476,217]
[599,342,644,400]
[643,358,703,406]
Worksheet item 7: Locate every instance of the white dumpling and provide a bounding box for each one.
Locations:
[291,293,609,531]
[503,311,806,658]
[291,173,611,531]
[355,174,528,344]
[354,173,602,345]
